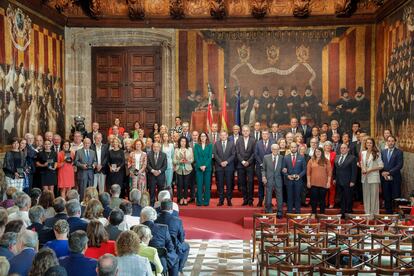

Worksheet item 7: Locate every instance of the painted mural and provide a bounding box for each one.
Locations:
[375,0,414,152]
[0,4,65,145]
[178,27,373,132]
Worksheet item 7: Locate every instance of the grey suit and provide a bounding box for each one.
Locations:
[74,148,97,200]
[262,154,284,214]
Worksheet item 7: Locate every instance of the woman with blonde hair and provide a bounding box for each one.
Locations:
[161,132,174,188]
[84,199,108,226]
[107,137,125,188]
[128,139,147,192]
[81,187,99,207]
[116,231,152,276]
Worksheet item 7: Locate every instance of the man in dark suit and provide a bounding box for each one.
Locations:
[285,117,303,136]
[299,116,312,142]
[331,133,341,154]
[65,199,88,233]
[381,136,403,214]
[327,119,342,141]
[228,125,241,144]
[52,134,62,153]
[349,130,366,202]
[188,131,199,203]
[213,130,236,206]
[252,122,262,141]
[270,123,284,143]
[91,133,108,194]
[141,206,179,276]
[59,230,97,276]
[87,121,107,144]
[262,144,284,216]
[74,138,97,200]
[27,206,54,247]
[105,208,123,241]
[8,230,37,276]
[155,200,189,275]
[333,144,357,217]
[254,129,273,207]
[283,142,306,214]
[181,122,192,142]
[147,142,168,205]
[236,125,256,206]
[208,123,219,144]
[44,197,68,228]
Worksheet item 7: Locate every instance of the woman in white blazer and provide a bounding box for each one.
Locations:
[361,137,384,219]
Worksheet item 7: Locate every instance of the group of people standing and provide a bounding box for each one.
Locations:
[2,114,404,219]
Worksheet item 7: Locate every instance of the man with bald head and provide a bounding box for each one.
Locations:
[74,137,97,199]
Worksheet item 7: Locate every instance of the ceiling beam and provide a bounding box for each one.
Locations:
[376,0,411,22]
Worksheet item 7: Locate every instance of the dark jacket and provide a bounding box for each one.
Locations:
[59,253,97,276]
[9,248,36,276]
[333,154,357,186]
[155,211,188,254]
[213,140,236,171]
[44,212,68,228]
[235,136,256,169]
[105,224,122,241]
[67,217,88,233]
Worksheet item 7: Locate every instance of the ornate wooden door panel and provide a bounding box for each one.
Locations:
[92,47,161,136]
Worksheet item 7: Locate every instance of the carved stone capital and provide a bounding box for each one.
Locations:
[170,0,185,20]
[127,0,145,20]
[210,0,227,20]
[334,0,354,17]
[88,0,102,19]
[293,0,310,18]
[251,0,269,19]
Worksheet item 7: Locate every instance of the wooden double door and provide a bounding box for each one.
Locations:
[92,47,161,136]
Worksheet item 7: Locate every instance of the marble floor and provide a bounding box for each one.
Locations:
[183,239,257,276]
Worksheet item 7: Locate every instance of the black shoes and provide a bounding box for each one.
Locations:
[242,201,248,206]
[227,200,232,206]
[217,201,224,206]
[257,201,263,207]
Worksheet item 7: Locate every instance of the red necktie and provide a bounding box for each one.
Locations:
[292,154,296,167]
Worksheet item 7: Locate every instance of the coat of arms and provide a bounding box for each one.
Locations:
[6,5,32,52]
[296,44,310,63]
[237,44,250,63]
[266,45,280,65]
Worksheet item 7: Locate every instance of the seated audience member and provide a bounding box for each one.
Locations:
[44,219,70,258]
[27,205,54,247]
[155,200,189,274]
[44,265,68,276]
[0,187,17,209]
[119,201,140,231]
[141,206,179,276]
[154,190,179,216]
[65,199,88,233]
[28,247,59,276]
[8,193,31,227]
[0,208,7,237]
[81,187,99,211]
[9,229,38,276]
[38,190,56,219]
[66,189,80,202]
[4,220,24,234]
[0,232,18,260]
[129,189,142,217]
[116,230,152,276]
[85,220,115,259]
[83,199,109,226]
[0,256,10,276]
[29,188,42,208]
[99,192,113,219]
[105,208,124,241]
[109,184,123,209]
[59,230,97,276]
[97,254,118,276]
[133,224,163,276]
[44,197,68,228]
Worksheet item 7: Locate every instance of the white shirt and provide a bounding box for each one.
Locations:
[134,152,142,170]
[8,210,30,227]
[234,135,239,143]
[118,215,140,231]
[272,154,279,170]
[244,137,249,150]
[96,144,102,165]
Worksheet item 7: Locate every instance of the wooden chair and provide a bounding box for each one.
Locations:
[357,224,386,235]
[348,247,383,271]
[371,233,401,253]
[376,267,414,276]
[345,214,370,232]
[394,225,414,249]
[374,214,399,230]
[335,233,367,251]
[307,246,341,268]
[257,231,290,275]
[325,223,354,235]
[286,213,312,229]
[297,232,328,264]
[318,267,359,276]
[399,206,412,218]
[264,245,299,274]
[317,214,342,228]
[390,249,414,269]
[268,264,313,276]
[293,223,320,245]
[252,213,278,262]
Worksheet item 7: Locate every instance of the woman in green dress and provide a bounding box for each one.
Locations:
[194,132,213,206]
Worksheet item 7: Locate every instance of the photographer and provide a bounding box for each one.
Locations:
[57,140,75,198]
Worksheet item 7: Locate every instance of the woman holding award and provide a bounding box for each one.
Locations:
[36,140,57,192]
[173,136,193,205]
[3,137,26,191]
[57,140,75,198]
[107,137,125,189]
[128,139,147,193]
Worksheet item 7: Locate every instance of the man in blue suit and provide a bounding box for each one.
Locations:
[283,142,307,214]
[381,136,403,214]
[141,206,179,276]
[65,199,88,233]
[155,200,190,275]
[254,129,273,207]
[8,230,37,276]
[59,230,97,276]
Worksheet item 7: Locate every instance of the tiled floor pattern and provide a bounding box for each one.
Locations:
[183,239,256,276]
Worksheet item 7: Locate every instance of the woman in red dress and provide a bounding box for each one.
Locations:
[108,118,125,136]
[85,220,116,259]
[57,140,75,198]
[324,141,336,208]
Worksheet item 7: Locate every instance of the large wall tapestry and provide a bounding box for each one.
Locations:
[0,4,64,145]
[375,0,414,152]
[178,27,374,132]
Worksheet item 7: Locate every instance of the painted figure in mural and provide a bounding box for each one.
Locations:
[330,88,353,131]
[273,87,288,125]
[258,87,273,126]
[286,86,302,120]
[350,86,370,124]
[180,90,198,121]
[241,89,258,126]
[302,85,323,125]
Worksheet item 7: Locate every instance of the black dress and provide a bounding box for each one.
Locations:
[107,149,125,187]
[36,151,58,186]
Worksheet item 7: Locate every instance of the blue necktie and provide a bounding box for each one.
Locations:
[387,150,392,162]
[86,150,89,162]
